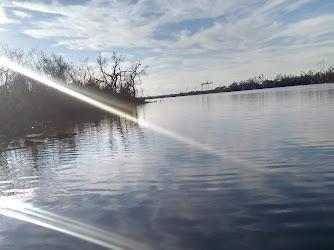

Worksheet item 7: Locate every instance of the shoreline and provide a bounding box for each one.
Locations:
[146,67,334,100]
[146,82,333,100]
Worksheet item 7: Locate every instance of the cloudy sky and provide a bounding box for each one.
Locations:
[0,0,333,95]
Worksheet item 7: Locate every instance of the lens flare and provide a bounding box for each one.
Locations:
[0,56,248,166]
[0,197,152,250]
[0,56,251,249]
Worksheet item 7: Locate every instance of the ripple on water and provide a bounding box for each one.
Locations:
[1,84,334,249]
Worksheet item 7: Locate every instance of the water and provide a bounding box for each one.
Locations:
[1,83,334,250]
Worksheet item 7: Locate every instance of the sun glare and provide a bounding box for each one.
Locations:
[0,196,151,250]
[0,55,249,249]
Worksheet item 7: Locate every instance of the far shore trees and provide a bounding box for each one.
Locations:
[148,67,334,99]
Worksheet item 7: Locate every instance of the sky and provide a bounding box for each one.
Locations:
[0,0,333,96]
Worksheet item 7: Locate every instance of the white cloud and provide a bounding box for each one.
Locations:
[15,0,156,49]
[12,0,329,54]
[13,0,249,50]
[284,0,314,11]
[12,10,31,19]
[0,6,14,24]
[278,15,334,41]
[3,0,334,95]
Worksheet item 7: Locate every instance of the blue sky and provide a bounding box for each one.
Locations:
[0,0,334,95]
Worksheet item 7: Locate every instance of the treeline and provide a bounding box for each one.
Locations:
[148,67,334,99]
[0,44,147,136]
[219,68,334,92]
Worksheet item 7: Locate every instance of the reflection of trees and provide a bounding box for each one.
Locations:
[201,95,212,111]
[0,107,150,198]
[0,146,42,197]
[0,120,80,198]
[108,105,147,154]
[0,152,13,196]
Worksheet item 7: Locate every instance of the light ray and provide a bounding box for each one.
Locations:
[0,197,152,250]
[0,56,251,249]
[0,56,249,166]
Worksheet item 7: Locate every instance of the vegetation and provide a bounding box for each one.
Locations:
[148,67,334,99]
[1,43,334,140]
[0,44,147,138]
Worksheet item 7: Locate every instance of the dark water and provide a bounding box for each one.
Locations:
[1,84,334,250]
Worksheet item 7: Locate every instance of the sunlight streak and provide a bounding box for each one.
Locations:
[0,197,151,250]
[0,56,248,166]
[0,56,250,249]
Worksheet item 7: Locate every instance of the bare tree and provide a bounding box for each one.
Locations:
[122,62,148,98]
[96,52,124,93]
[34,52,71,82]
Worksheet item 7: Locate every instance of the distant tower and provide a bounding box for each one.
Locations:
[200,81,213,91]
[317,59,325,72]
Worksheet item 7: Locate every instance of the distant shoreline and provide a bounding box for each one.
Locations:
[147,82,333,100]
[146,68,334,99]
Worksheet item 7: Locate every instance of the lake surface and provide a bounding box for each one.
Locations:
[1,83,334,250]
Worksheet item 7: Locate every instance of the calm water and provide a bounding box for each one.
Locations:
[1,84,334,250]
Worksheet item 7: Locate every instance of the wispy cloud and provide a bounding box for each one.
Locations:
[0,0,333,95]
[0,6,14,24]
[12,10,31,19]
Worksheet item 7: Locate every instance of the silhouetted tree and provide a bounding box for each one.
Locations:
[0,45,148,136]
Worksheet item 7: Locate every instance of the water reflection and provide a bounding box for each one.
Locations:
[0,106,144,200]
[201,94,213,111]
[1,84,334,249]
